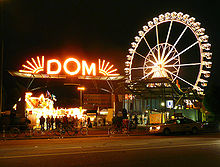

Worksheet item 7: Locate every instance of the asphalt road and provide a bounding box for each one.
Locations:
[1,133,220,167]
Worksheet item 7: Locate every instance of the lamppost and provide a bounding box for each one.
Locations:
[77,86,85,109]
[0,1,5,114]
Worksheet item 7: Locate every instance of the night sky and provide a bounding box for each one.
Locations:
[1,0,220,108]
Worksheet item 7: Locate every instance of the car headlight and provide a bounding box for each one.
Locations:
[156,126,160,130]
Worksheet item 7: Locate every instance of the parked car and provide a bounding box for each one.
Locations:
[148,117,202,135]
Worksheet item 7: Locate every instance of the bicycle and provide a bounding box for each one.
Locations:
[32,128,51,137]
[109,120,129,135]
[1,125,33,138]
[70,126,88,136]
[53,124,74,136]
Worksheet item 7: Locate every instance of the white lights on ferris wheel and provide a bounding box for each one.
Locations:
[194,86,204,92]
[124,67,130,72]
[125,11,213,94]
[171,12,177,19]
[126,55,132,60]
[128,48,135,54]
[134,36,141,42]
[124,68,130,76]
[125,79,131,83]
[199,35,209,43]
[177,12,183,20]
[201,43,211,50]
[188,17,195,25]
[131,42,137,48]
[153,17,159,24]
[203,61,212,68]
[202,52,212,59]
[201,70,211,78]
[125,61,130,67]
[138,31,144,37]
[192,22,201,30]
[143,25,148,31]
[165,12,171,20]
[159,14,165,21]
[196,28,205,36]
[199,79,208,87]
[183,14,190,21]
[148,21,154,28]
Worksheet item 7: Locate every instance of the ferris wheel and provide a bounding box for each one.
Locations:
[125,12,212,94]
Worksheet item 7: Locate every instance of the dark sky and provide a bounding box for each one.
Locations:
[2,0,220,92]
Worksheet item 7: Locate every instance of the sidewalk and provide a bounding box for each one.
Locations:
[0,126,147,140]
[1,125,218,140]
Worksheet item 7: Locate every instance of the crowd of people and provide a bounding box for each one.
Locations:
[112,109,142,130]
[39,115,88,131]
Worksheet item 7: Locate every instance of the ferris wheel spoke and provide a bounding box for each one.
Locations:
[163,25,188,62]
[145,58,156,65]
[143,36,158,62]
[164,62,201,68]
[134,51,146,59]
[134,51,156,65]
[155,24,161,61]
[173,66,178,71]
[164,68,195,87]
[141,70,154,80]
[131,66,155,70]
[161,21,173,61]
[164,41,199,65]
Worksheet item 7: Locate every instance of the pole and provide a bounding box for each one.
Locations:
[80,90,82,108]
[0,0,4,113]
[0,40,3,114]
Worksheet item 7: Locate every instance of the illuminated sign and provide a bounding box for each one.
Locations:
[166,100,173,109]
[19,56,119,77]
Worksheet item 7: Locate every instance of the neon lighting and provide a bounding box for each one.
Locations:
[77,87,85,91]
[19,56,44,74]
[82,60,96,76]
[19,57,120,77]
[63,58,81,75]
[24,92,87,128]
[47,59,62,74]
[99,59,119,76]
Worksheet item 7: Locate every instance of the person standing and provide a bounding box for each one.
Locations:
[103,117,106,126]
[46,116,51,130]
[55,116,59,129]
[40,116,45,131]
[51,116,54,130]
[68,115,73,127]
[63,115,68,128]
[87,117,91,128]
[133,115,138,128]
[75,115,78,127]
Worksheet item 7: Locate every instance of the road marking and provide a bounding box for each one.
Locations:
[0,146,82,152]
[1,142,220,159]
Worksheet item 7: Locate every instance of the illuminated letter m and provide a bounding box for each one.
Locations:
[82,61,96,76]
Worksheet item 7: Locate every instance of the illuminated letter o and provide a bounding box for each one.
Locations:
[63,58,81,75]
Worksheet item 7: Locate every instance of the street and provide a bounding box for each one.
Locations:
[1,133,220,167]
